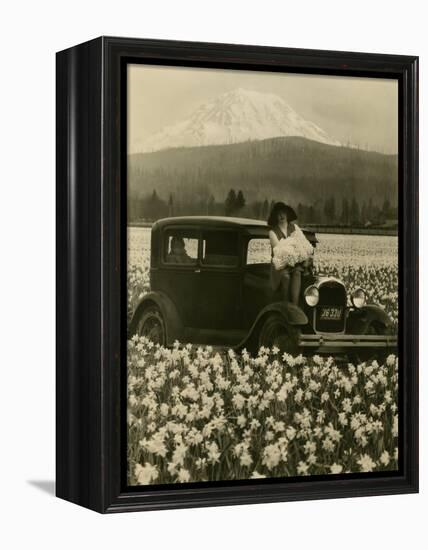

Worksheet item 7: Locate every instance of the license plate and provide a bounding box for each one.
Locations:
[319,307,343,321]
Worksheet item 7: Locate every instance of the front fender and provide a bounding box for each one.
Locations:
[259,302,309,326]
[237,302,308,351]
[346,304,393,334]
[128,291,184,344]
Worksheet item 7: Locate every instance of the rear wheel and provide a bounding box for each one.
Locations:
[133,305,166,346]
[258,313,301,354]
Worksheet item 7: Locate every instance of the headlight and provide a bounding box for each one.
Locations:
[351,288,366,308]
[304,285,319,307]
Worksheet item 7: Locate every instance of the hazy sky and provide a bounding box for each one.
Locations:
[128,64,398,154]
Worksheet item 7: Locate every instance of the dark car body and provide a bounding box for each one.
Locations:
[129,216,397,355]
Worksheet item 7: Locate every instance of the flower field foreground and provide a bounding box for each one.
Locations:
[128,337,399,485]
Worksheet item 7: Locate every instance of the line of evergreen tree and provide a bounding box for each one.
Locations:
[128,136,398,218]
[225,189,246,215]
[128,188,397,227]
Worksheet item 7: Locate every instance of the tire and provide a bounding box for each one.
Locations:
[258,313,301,354]
[351,321,388,364]
[366,321,389,364]
[133,305,166,346]
[366,321,386,335]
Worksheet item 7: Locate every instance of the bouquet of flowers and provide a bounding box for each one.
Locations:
[272,224,314,270]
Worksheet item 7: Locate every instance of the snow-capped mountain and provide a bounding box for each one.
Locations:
[134,88,340,153]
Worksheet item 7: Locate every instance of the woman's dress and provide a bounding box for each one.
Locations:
[269,222,298,291]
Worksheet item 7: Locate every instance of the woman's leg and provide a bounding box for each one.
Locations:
[290,268,302,305]
[280,271,291,302]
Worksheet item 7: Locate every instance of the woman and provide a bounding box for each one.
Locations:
[268,202,303,305]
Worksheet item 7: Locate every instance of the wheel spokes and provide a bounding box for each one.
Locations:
[146,321,161,342]
[140,316,163,344]
[267,324,287,348]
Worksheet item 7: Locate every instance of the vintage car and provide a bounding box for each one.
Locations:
[129,216,397,357]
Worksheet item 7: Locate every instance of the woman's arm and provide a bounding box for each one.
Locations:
[269,229,280,249]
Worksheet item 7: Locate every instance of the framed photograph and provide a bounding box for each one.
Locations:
[56,37,418,513]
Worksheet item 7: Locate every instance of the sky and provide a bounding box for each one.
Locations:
[128,63,398,155]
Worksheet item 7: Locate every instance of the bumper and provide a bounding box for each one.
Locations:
[298,333,397,354]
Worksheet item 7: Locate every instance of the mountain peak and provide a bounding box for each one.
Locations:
[134,88,340,153]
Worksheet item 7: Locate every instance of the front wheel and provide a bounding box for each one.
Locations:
[258,313,301,354]
[132,305,166,346]
[351,321,389,364]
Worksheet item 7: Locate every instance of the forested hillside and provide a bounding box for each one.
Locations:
[128,136,397,224]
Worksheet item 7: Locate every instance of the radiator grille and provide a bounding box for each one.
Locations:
[315,281,347,333]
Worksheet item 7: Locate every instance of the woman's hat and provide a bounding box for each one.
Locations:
[280,203,297,222]
[268,201,297,225]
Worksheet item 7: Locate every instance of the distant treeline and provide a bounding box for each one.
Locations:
[128,187,397,228]
[128,136,398,221]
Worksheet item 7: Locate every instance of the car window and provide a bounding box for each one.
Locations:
[201,231,239,267]
[164,230,198,265]
[247,238,271,264]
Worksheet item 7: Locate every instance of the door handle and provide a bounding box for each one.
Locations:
[194,269,201,273]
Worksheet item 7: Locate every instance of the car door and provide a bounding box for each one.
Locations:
[153,226,201,328]
[197,229,243,330]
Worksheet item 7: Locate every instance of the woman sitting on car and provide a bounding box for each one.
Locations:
[268,202,312,305]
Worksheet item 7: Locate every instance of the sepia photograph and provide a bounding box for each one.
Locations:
[126,63,399,486]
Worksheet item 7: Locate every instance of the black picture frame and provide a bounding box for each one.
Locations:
[56,36,418,513]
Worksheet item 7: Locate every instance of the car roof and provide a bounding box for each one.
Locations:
[152,216,318,241]
[153,216,269,237]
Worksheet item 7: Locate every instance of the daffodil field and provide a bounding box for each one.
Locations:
[127,229,398,327]
[127,227,399,485]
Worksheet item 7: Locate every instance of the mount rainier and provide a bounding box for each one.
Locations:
[135,88,340,153]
